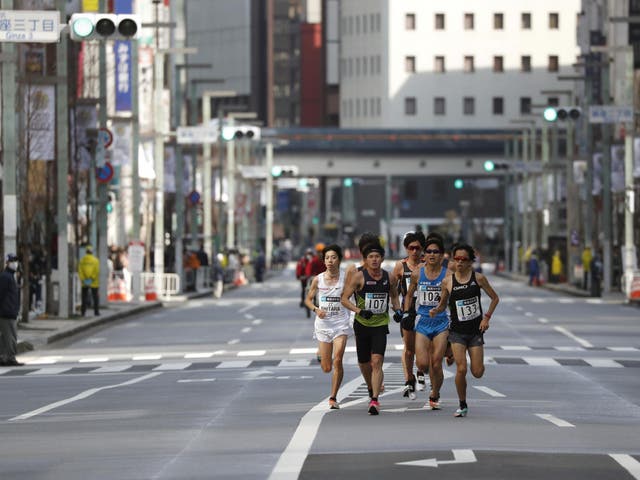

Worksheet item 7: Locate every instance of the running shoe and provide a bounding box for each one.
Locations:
[428,396,441,410]
[454,407,468,417]
[329,398,340,410]
[402,380,416,400]
[416,371,426,391]
[368,400,380,415]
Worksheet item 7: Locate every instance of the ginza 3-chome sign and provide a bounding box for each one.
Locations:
[0,10,60,43]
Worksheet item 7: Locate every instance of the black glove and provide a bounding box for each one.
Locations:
[393,309,403,323]
[359,309,373,319]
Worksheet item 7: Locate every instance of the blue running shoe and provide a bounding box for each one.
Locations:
[454,407,468,417]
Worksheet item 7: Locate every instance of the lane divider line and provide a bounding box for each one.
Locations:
[610,454,640,479]
[473,386,506,398]
[9,372,162,421]
[553,326,594,348]
[535,413,575,427]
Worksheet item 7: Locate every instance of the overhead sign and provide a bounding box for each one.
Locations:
[177,125,218,144]
[589,105,634,124]
[240,165,268,179]
[0,10,61,43]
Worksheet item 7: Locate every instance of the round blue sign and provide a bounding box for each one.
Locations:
[188,190,201,205]
[96,162,114,183]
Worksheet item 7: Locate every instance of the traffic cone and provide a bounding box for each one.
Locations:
[108,278,128,301]
[145,277,158,301]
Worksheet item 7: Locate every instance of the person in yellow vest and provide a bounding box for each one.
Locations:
[581,246,592,290]
[78,245,100,316]
[550,249,563,284]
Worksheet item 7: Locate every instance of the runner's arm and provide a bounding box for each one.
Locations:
[429,275,451,317]
[403,268,419,312]
[304,276,321,315]
[477,273,499,332]
[341,271,363,314]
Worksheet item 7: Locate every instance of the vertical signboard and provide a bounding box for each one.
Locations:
[114,0,132,112]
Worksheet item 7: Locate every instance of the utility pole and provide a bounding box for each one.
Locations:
[511,136,521,273]
[226,135,236,249]
[601,46,613,294]
[265,142,274,270]
[97,0,109,304]
[503,140,511,272]
[1,0,17,257]
[153,0,166,275]
[56,0,70,317]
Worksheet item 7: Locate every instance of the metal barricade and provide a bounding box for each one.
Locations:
[139,272,180,299]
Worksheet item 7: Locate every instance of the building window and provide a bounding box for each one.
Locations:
[370,55,376,75]
[405,97,417,115]
[493,56,504,72]
[494,13,504,29]
[348,58,353,77]
[370,98,375,116]
[464,13,474,30]
[435,13,445,30]
[370,13,375,32]
[521,55,531,72]
[363,97,368,116]
[520,97,532,115]
[547,96,559,106]
[463,97,475,115]
[434,56,445,73]
[376,13,381,32]
[434,97,445,115]
[376,97,381,116]
[405,56,416,73]
[522,12,531,29]
[376,55,381,74]
[363,14,368,33]
[493,97,504,115]
[363,56,368,75]
[405,13,416,30]
[549,12,559,29]
[548,55,559,72]
[464,56,474,73]
[348,16,353,35]
[356,57,360,75]
[355,15,360,34]
[356,98,361,116]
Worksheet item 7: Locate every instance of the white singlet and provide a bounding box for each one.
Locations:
[313,270,353,343]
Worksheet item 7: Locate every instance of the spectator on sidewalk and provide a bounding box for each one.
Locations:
[550,249,563,284]
[78,245,100,317]
[528,251,541,286]
[590,251,603,297]
[196,241,209,267]
[0,254,24,366]
[296,249,313,308]
[253,251,266,283]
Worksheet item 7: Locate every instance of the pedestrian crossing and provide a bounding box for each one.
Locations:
[1,356,639,377]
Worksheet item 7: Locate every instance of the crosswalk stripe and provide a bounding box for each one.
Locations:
[27,367,72,375]
[91,365,131,373]
[217,360,252,368]
[153,362,192,371]
[582,358,623,368]
[523,357,560,366]
[278,359,311,368]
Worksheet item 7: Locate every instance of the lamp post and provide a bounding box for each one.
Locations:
[201,90,238,261]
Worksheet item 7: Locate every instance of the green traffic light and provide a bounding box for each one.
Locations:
[343,177,353,187]
[271,166,283,177]
[483,160,495,172]
[543,107,558,122]
[106,202,113,214]
[72,17,95,38]
[454,179,464,189]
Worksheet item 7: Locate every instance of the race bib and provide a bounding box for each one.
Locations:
[418,285,440,306]
[455,297,481,322]
[319,295,342,316]
[404,276,417,297]
[364,292,388,314]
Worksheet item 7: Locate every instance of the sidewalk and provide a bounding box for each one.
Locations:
[16,288,216,355]
[496,270,630,304]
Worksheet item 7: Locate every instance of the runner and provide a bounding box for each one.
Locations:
[404,235,449,410]
[305,244,353,410]
[341,242,401,415]
[391,230,426,400]
[429,243,499,417]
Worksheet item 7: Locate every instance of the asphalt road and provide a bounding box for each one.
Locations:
[1,263,639,479]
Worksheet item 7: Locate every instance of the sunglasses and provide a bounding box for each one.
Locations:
[407,245,421,251]
[424,249,442,254]
[453,256,471,262]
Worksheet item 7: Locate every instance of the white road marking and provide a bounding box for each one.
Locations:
[217,360,252,368]
[85,337,106,344]
[227,339,240,345]
[474,386,506,397]
[345,346,357,353]
[524,312,534,317]
[268,374,366,480]
[553,326,594,348]
[78,357,109,363]
[91,365,131,373]
[397,449,477,468]
[27,367,72,376]
[132,354,162,361]
[289,348,316,354]
[515,306,524,311]
[244,313,254,320]
[23,356,63,365]
[241,327,252,333]
[535,413,575,427]
[153,362,192,371]
[238,304,255,313]
[184,352,215,359]
[610,454,640,479]
[555,346,586,351]
[608,347,639,352]
[538,318,549,324]
[393,344,404,351]
[9,372,162,421]
[177,378,216,383]
[501,346,532,351]
[251,319,263,325]
[583,358,623,368]
[237,350,266,357]
[523,357,560,366]
[278,359,311,368]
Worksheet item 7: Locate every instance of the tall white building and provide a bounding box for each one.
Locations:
[339,0,581,129]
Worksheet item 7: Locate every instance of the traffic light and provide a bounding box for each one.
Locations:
[69,14,140,41]
[484,160,509,171]
[106,192,115,214]
[454,178,464,189]
[271,165,299,177]
[343,177,353,187]
[221,125,261,141]
[543,106,581,122]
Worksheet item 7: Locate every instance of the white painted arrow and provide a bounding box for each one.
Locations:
[397,449,477,468]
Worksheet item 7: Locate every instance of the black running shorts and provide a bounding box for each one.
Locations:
[354,321,389,363]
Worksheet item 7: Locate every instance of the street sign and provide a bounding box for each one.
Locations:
[188,190,200,205]
[96,162,114,183]
[177,125,218,144]
[240,165,268,179]
[0,10,61,43]
[512,161,543,173]
[588,105,634,124]
[99,128,113,148]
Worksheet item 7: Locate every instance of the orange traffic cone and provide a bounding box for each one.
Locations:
[108,277,128,301]
[145,277,158,301]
